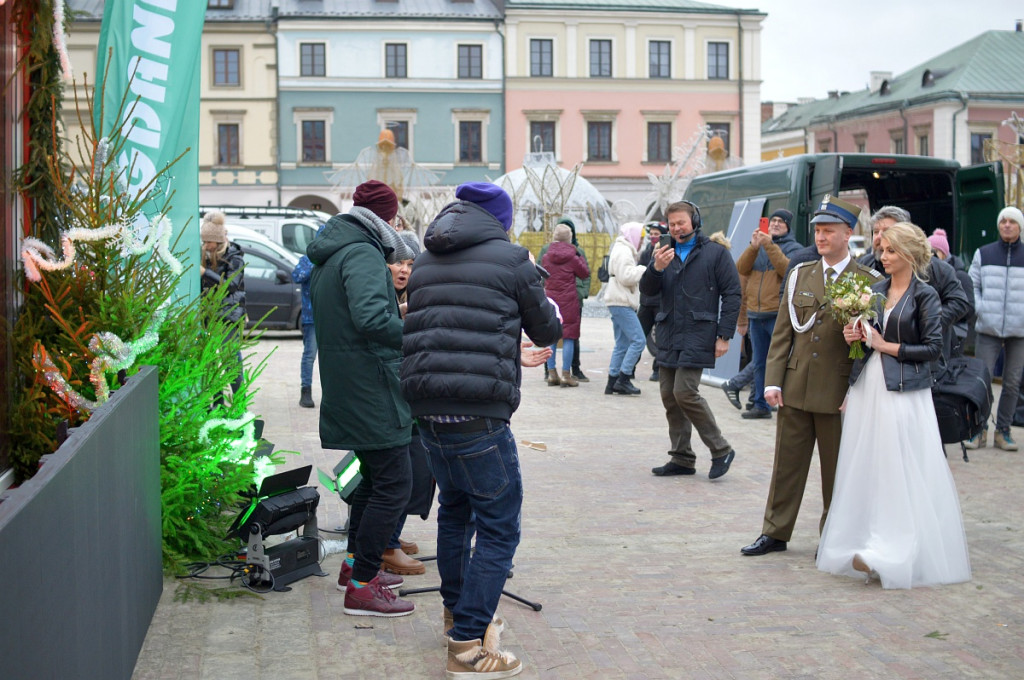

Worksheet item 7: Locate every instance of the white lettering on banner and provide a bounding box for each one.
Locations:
[118,1,180,193]
[128,57,168,103]
[130,5,173,58]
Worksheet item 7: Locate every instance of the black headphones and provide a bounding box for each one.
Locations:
[676,200,701,230]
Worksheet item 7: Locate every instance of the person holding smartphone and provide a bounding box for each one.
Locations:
[732,209,802,419]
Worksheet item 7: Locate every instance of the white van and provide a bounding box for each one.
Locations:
[202,206,329,256]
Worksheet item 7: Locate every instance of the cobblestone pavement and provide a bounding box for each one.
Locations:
[133,315,1024,680]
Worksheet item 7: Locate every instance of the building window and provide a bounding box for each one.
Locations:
[891,135,905,155]
[854,135,867,153]
[971,132,991,164]
[647,122,672,162]
[818,139,832,153]
[386,120,409,149]
[707,122,730,155]
[649,41,670,79]
[213,49,239,86]
[530,121,556,153]
[707,42,728,80]
[385,43,407,78]
[587,121,612,161]
[217,123,240,165]
[459,121,483,162]
[530,39,553,77]
[208,0,234,8]
[918,134,929,156]
[300,43,326,77]
[589,39,612,78]
[302,120,326,162]
[458,45,483,79]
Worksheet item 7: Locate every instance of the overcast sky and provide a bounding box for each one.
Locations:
[711,0,1024,102]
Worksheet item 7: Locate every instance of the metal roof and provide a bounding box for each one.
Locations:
[277,0,503,20]
[506,0,761,13]
[68,0,277,22]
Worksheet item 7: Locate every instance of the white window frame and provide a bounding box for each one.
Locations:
[211,110,245,167]
[587,37,614,78]
[641,111,677,163]
[524,109,562,160]
[704,39,732,80]
[377,109,417,156]
[456,43,485,79]
[581,109,618,163]
[647,38,673,79]
[452,109,490,165]
[298,41,328,78]
[383,42,409,79]
[293,108,334,165]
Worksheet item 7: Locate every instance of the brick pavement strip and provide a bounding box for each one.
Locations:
[134,316,1024,679]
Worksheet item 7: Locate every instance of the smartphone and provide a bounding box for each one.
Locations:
[758,217,770,234]
[658,234,673,249]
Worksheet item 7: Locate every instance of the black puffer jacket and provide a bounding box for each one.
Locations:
[849,277,942,392]
[638,232,741,368]
[401,201,562,421]
[200,241,246,324]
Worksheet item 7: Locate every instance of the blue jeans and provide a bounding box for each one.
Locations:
[748,316,776,411]
[608,305,645,377]
[546,338,575,372]
[300,323,318,388]
[420,420,522,642]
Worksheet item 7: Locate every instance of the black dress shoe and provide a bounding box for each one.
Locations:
[651,461,696,476]
[741,407,771,420]
[721,383,742,409]
[741,534,787,556]
[708,449,735,479]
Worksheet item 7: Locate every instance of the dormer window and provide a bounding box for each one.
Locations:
[880,80,891,96]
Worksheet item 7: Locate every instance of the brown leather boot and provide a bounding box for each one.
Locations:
[380,547,426,575]
[560,370,578,387]
[546,368,561,386]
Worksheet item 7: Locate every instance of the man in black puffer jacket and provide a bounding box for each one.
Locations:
[401,182,560,677]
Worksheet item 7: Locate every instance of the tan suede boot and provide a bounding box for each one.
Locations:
[380,547,426,575]
[560,370,578,387]
[446,619,522,678]
[442,606,454,647]
[546,369,561,386]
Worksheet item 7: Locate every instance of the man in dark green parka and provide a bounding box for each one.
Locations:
[308,180,418,617]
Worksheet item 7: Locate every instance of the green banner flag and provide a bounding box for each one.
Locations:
[94,0,205,302]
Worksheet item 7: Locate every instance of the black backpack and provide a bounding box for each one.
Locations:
[597,255,610,283]
[932,355,992,460]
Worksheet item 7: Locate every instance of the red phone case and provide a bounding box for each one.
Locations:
[759,218,770,233]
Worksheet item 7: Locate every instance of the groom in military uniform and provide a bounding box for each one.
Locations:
[741,195,883,556]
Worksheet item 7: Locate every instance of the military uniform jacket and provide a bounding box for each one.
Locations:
[764,258,883,413]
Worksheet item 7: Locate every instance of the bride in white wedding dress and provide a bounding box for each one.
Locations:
[816,222,971,589]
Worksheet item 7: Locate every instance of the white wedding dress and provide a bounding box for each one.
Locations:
[816,310,971,589]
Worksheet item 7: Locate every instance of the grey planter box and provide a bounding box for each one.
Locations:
[0,366,162,680]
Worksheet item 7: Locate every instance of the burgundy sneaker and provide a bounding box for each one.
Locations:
[337,560,404,591]
[343,576,415,617]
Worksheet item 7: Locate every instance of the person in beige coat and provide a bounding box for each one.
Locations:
[604,222,648,395]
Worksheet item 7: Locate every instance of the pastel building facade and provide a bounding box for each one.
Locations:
[504,0,765,206]
[276,0,505,214]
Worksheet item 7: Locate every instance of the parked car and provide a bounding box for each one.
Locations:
[849,235,868,259]
[226,224,300,266]
[204,206,329,256]
[238,245,302,331]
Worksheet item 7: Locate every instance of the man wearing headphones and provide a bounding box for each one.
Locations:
[641,200,742,480]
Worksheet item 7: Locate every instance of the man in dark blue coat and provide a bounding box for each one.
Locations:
[640,200,741,480]
[401,182,561,677]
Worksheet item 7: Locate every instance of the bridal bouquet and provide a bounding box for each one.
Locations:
[825,272,886,359]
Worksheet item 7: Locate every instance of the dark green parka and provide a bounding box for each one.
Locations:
[308,214,411,450]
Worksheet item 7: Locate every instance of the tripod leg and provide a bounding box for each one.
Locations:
[500,589,542,611]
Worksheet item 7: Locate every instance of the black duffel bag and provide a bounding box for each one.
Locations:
[932,355,992,446]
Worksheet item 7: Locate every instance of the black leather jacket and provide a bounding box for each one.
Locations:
[849,277,942,392]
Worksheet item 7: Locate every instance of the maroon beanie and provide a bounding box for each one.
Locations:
[353,180,398,222]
